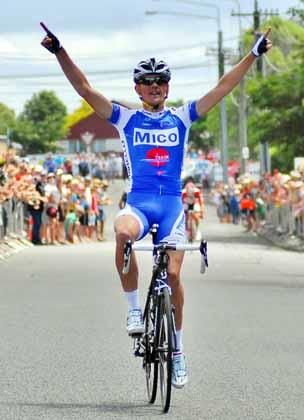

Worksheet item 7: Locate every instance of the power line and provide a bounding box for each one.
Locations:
[0,60,215,80]
[0,76,219,94]
[3,63,218,88]
[0,36,240,63]
[0,41,212,62]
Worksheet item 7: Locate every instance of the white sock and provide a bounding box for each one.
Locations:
[175,329,183,353]
[125,289,140,311]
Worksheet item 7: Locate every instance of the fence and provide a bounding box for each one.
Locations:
[0,198,25,242]
[1,197,304,248]
[265,203,304,238]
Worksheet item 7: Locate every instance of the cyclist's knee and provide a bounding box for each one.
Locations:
[168,270,181,289]
[115,216,140,244]
[115,228,137,245]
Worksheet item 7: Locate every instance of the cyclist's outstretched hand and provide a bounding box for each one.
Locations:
[40,22,62,54]
[251,27,272,57]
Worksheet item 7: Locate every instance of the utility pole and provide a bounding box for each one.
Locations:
[218,30,229,184]
[253,0,263,74]
[232,1,278,175]
[231,7,247,175]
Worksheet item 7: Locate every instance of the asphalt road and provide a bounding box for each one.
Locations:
[1,180,304,420]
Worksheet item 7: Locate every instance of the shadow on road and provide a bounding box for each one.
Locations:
[205,233,270,247]
[0,400,158,417]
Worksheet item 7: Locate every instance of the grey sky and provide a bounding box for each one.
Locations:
[0,0,300,114]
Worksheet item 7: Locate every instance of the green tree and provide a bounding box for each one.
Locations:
[166,99,184,108]
[238,16,304,171]
[11,91,67,153]
[189,114,210,150]
[191,95,239,158]
[0,103,16,135]
[246,64,304,171]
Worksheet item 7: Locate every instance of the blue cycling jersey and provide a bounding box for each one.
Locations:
[108,102,199,195]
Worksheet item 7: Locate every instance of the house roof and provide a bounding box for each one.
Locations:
[66,112,119,141]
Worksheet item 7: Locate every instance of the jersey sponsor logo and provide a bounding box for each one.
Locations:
[143,148,170,167]
[134,128,179,146]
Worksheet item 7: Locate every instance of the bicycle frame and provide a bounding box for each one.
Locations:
[123,241,176,354]
[122,235,208,349]
[122,227,208,412]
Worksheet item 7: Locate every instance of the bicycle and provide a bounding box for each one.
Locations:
[122,224,208,413]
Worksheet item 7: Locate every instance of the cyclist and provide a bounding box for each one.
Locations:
[182,178,204,241]
[40,24,272,389]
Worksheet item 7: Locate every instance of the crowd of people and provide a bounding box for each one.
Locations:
[211,168,304,236]
[1,148,304,245]
[0,150,116,245]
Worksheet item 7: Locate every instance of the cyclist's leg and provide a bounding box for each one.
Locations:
[114,213,140,291]
[167,250,188,388]
[166,250,185,332]
[114,204,150,335]
[114,203,149,290]
[193,211,202,240]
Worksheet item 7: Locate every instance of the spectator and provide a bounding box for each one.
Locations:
[217,192,230,223]
[240,192,256,232]
[78,155,90,177]
[27,166,46,245]
[229,189,240,225]
[43,153,57,174]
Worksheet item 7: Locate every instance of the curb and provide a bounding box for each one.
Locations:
[257,226,304,252]
[205,197,304,253]
[0,236,33,261]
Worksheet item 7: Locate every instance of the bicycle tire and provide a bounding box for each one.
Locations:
[156,288,174,413]
[144,293,158,404]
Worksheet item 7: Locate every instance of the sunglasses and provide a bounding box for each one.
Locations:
[138,77,168,86]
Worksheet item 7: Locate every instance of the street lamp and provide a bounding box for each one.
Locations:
[146,5,229,183]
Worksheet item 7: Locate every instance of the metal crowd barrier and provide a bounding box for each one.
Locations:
[265,203,304,238]
[0,198,25,242]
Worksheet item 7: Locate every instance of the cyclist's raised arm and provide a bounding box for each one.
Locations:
[40,22,113,120]
[195,28,272,118]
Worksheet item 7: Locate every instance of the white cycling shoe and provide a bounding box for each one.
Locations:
[172,352,188,388]
[126,308,145,336]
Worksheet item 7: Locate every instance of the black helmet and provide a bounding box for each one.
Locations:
[133,58,171,83]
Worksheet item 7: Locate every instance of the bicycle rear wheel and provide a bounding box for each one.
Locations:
[144,293,158,404]
[157,288,174,413]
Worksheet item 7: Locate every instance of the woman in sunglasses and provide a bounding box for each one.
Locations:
[40,23,272,389]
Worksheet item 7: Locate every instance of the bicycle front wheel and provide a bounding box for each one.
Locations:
[157,288,174,413]
[144,293,158,404]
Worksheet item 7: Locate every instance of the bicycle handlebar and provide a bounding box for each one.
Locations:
[132,243,202,252]
[122,240,208,275]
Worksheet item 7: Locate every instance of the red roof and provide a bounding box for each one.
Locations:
[66,112,119,141]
